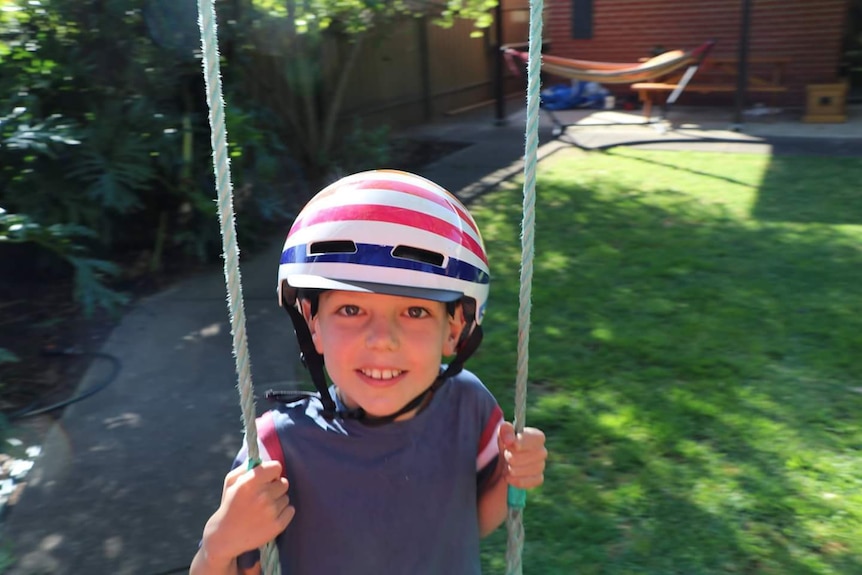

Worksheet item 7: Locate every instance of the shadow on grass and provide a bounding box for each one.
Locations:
[752,154,862,224]
[474,151,862,574]
[560,134,862,225]
[599,146,862,225]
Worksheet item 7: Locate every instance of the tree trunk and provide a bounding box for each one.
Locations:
[321,34,366,158]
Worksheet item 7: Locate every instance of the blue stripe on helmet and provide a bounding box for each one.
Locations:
[281,243,489,285]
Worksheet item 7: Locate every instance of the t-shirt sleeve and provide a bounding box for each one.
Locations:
[476,400,503,492]
[477,403,503,472]
[231,410,283,470]
[459,369,503,490]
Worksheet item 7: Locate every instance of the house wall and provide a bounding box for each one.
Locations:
[545,0,850,107]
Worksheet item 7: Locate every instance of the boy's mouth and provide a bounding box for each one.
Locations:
[359,368,404,381]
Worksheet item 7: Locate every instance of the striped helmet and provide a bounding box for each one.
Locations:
[278,170,490,330]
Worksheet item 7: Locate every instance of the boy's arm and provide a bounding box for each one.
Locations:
[477,455,509,536]
[477,422,547,537]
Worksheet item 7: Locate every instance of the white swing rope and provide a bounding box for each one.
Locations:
[196,1,281,573]
[505,0,543,569]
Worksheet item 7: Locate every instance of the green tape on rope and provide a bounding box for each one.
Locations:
[247,457,262,471]
[508,485,527,508]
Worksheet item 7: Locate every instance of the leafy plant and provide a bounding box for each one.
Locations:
[0,349,19,364]
[0,347,19,393]
[0,108,80,154]
[0,208,128,316]
[331,118,392,175]
[68,136,152,214]
[0,347,19,447]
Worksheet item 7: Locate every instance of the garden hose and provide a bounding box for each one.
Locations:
[6,347,121,420]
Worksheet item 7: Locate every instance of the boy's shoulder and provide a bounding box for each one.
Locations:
[430,368,502,430]
[441,368,496,404]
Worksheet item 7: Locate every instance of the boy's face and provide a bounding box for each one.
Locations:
[304,290,466,419]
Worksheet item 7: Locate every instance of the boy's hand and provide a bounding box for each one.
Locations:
[200,460,295,566]
[497,422,547,490]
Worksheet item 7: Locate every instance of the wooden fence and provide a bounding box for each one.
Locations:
[340,17,498,129]
[239,6,534,140]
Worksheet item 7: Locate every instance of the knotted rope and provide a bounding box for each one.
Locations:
[505,0,543,570]
[196,1,281,573]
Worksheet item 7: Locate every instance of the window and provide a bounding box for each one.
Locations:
[572,0,593,39]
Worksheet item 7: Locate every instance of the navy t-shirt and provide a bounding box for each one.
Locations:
[233,369,503,574]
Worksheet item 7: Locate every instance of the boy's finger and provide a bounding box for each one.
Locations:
[497,421,516,450]
[515,428,546,449]
[265,477,290,499]
[224,464,246,484]
[506,447,548,466]
[507,459,546,476]
[250,460,284,482]
[221,464,250,497]
[275,504,296,531]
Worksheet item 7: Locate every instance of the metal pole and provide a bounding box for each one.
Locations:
[494,0,508,125]
[733,0,753,127]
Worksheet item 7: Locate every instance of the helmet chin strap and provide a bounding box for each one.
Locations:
[274,303,483,425]
[281,303,338,414]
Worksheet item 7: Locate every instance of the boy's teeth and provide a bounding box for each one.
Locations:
[363,369,402,380]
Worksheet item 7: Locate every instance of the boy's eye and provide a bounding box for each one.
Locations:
[406,306,430,319]
[337,304,361,316]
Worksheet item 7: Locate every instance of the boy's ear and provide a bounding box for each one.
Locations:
[300,299,324,354]
[300,298,314,323]
[444,304,467,356]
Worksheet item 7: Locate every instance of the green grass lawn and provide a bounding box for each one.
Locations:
[473,148,862,575]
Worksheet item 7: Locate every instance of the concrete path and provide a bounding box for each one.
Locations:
[4,104,860,574]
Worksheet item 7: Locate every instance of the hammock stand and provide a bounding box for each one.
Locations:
[503,40,715,134]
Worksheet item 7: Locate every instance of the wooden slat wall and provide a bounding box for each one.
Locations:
[428,19,493,112]
[241,2,535,135]
[339,19,494,128]
[340,22,424,113]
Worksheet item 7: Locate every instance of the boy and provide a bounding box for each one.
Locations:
[191,170,547,574]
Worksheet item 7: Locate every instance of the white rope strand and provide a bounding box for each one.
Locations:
[505,0,543,569]
[196,1,280,573]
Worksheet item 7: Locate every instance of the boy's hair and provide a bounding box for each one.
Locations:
[276,170,490,422]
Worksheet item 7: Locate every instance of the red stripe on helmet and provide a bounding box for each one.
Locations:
[292,204,488,266]
[306,174,481,239]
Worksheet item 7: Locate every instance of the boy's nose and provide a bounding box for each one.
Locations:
[365,315,399,350]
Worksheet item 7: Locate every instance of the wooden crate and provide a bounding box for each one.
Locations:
[803,81,849,123]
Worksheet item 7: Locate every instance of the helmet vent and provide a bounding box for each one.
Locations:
[309,240,357,254]
[392,245,445,268]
